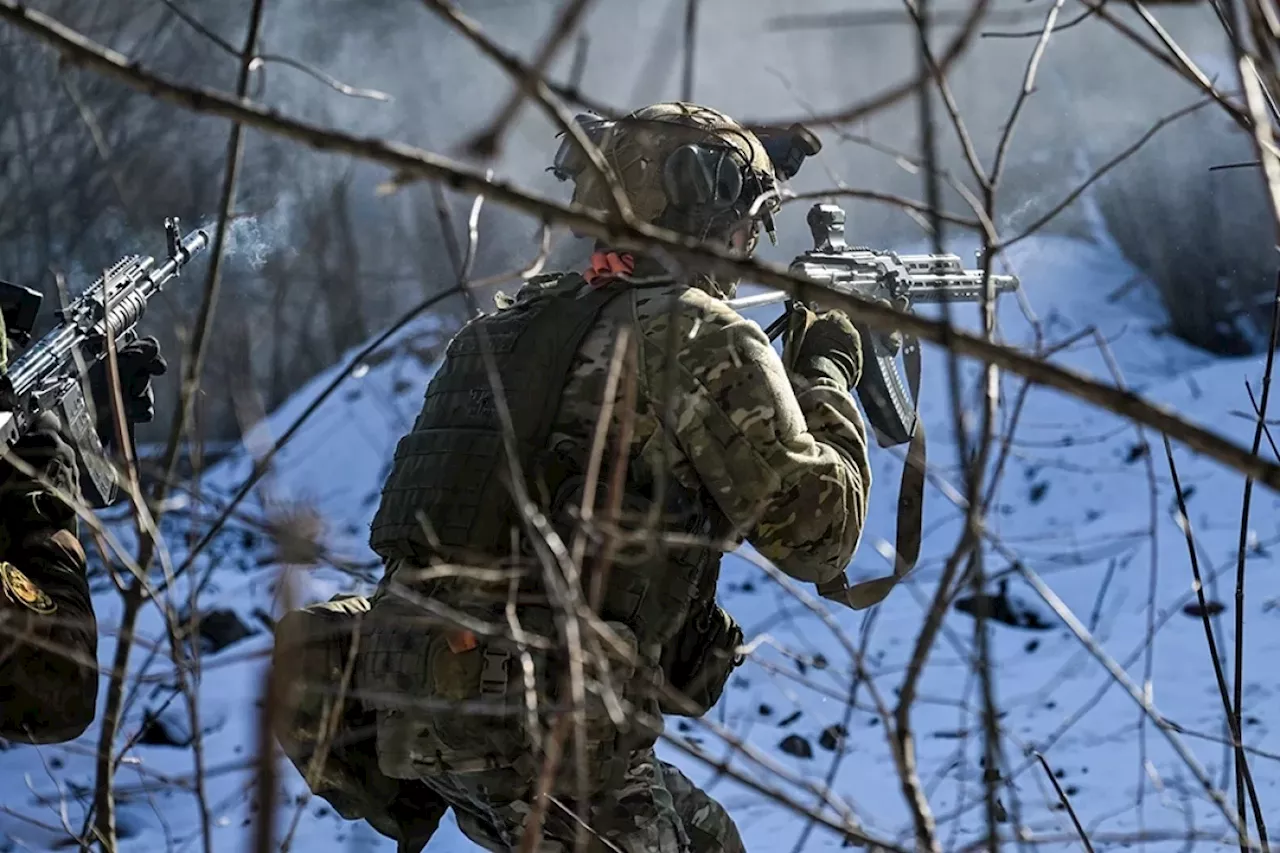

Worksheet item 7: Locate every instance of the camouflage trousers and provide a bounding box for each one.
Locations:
[421,748,744,853]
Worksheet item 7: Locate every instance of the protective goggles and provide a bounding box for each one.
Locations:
[550,113,615,182]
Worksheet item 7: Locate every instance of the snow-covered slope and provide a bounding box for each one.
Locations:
[2,227,1277,853]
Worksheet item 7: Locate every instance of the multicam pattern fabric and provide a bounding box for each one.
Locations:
[552,262,872,585]
[429,748,743,853]
[271,595,449,851]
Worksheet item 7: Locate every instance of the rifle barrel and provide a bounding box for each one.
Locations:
[726,290,791,312]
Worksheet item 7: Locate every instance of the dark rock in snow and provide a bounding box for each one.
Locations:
[137,707,190,748]
[138,702,228,748]
[777,710,803,728]
[930,729,967,740]
[1182,599,1225,618]
[193,608,261,654]
[1124,442,1149,463]
[955,579,1052,631]
[818,724,847,752]
[778,734,813,759]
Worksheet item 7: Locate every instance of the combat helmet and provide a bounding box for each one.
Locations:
[550,101,821,253]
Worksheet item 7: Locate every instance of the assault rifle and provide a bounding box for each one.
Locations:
[729,203,1020,447]
[728,203,1020,609]
[0,218,209,507]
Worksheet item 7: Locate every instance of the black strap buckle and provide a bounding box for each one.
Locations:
[478,647,511,701]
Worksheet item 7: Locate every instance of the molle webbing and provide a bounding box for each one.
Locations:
[368,275,621,563]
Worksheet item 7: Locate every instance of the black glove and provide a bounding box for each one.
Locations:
[0,411,79,535]
[785,305,863,391]
[87,336,167,446]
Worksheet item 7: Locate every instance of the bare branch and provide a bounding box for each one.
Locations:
[982,6,1099,39]
[463,0,598,157]
[999,94,1221,250]
[741,0,992,131]
[160,0,391,100]
[1014,561,1248,837]
[1034,753,1095,853]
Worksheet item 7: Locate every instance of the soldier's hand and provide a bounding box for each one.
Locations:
[88,336,168,446]
[784,304,863,391]
[0,411,79,532]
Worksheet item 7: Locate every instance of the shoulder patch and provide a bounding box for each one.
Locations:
[1,561,56,615]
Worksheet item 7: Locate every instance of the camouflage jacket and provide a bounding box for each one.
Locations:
[540,254,871,585]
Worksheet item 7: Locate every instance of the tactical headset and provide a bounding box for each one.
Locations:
[550,112,821,245]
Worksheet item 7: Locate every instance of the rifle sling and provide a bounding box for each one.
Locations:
[820,334,926,610]
[771,304,926,611]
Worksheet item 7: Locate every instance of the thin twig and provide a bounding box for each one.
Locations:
[999,94,1221,250]
[1083,0,1255,135]
[681,0,698,101]
[1033,753,1095,853]
[742,0,992,130]
[416,0,633,224]
[1014,561,1248,837]
[159,0,391,100]
[1204,11,1279,847]
[1163,435,1267,847]
[1087,327,1163,833]
[780,186,984,230]
[982,6,1099,39]
[156,286,466,594]
[891,3,948,847]
[1231,265,1280,851]
[158,0,267,502]
[464,0,597,157]
[989,0,1067,191]
[90,6,268,843]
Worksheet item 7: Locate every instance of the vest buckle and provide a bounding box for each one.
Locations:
[478,646,511,700]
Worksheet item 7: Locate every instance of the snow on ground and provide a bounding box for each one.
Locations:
[2,225,1277,853]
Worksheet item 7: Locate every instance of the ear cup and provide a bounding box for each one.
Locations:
[662,144,744,210]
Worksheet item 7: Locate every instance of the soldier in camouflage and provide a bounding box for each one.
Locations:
[0,310,166,744]
[272,102,871,852]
